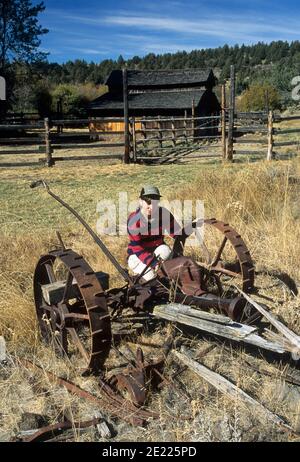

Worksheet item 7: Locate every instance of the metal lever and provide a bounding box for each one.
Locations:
[30,179,134,286]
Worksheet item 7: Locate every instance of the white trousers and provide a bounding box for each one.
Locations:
[128,244,172,281]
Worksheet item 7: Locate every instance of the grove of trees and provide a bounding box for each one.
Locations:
[1,1,299,115]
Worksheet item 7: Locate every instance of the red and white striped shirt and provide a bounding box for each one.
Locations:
[127,206,181,266]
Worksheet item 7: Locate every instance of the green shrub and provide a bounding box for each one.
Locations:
[237,83,281,112]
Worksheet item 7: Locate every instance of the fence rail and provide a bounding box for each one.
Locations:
[0,116,125,167]
[0,109,300,167]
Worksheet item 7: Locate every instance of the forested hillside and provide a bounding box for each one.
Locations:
[4,40,300,114]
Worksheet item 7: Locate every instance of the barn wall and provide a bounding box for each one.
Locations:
[89,121,142,133]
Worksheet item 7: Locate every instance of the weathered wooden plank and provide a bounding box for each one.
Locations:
[173,347,293,432]
[153,304,286,353]
[50,142,123,149]
[42,271,109,304]
[153,305,256,339]
[233,139,267,144]
[138,115,221,123]
[235,287,300,354]
[274,128,300,134]
[155,303,232,324]
[93,411,112,439]
[89,131,124,136]
[0,149,43,155]
[50,132,92,138]
[51,154,123,162]
[0,123,43,130]
[233,150,265,155]
[236,111,267,117]
[273,141,299,147]
[51,118,124,125]
[0,137,41,144]
[0,161,42,168]
[275,115,300,122]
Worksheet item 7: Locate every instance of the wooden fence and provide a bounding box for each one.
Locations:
[0,117,125,167]
[129,114,223,164]
[128,110,300,164]
[0,111,299,168]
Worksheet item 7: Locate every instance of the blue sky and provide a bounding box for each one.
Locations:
[38,0,300,63]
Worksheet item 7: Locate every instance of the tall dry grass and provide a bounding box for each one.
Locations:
[1,158,300,345]
[1,157,300,441]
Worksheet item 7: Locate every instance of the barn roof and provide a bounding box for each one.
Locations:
[90,89,207,111]
[106,69,216,89]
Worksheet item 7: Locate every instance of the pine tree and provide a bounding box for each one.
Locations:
[0,0,48,69]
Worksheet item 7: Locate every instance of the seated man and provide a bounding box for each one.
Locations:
[127,185,207,297]
[127,185,181,281]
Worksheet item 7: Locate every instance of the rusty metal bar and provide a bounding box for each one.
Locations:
[30,180,133,286]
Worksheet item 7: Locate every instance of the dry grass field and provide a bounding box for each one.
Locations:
[0,131,300,442]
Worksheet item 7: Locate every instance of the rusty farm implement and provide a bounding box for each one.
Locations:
[30,180,299,378]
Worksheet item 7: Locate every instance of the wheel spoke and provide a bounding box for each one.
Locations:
[211,236,228,267]
[45,262,56,284]
[67,327,90,365]
[54,330,68,356]
[62,271,74,303]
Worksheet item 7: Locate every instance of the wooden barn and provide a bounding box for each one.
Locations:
[89,69,221,132]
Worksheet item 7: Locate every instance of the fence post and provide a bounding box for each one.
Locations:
[44,117,54,167]
[131,117,137,163]
[171,117,176,148]
[184,110,187,145]
[221,84,226,160]
[226,65,235,162]
[123,68,130,164]
[158,120,162,149]
[142,120,147,148]
[192,99,195,142]
[267,110,274,161]
[56,98,63,134]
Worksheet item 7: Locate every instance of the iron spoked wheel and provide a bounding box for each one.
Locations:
[173,218,255,294]
[33,249,111,373]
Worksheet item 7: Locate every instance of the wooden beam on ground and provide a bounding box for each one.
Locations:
[93,411,112,439]
[152,304,287,354]
[173,347,293,432]
[234,287,300,354]
[155,303,232,324]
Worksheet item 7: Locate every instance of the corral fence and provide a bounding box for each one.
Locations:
[130,113,222,164]
[128,111,300,164]
[0,117,125,167]
[0,65,299,167]
[0,111,299,168]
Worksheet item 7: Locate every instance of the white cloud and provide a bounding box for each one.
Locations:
[65,47,109,55]
[103,14,300,40]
